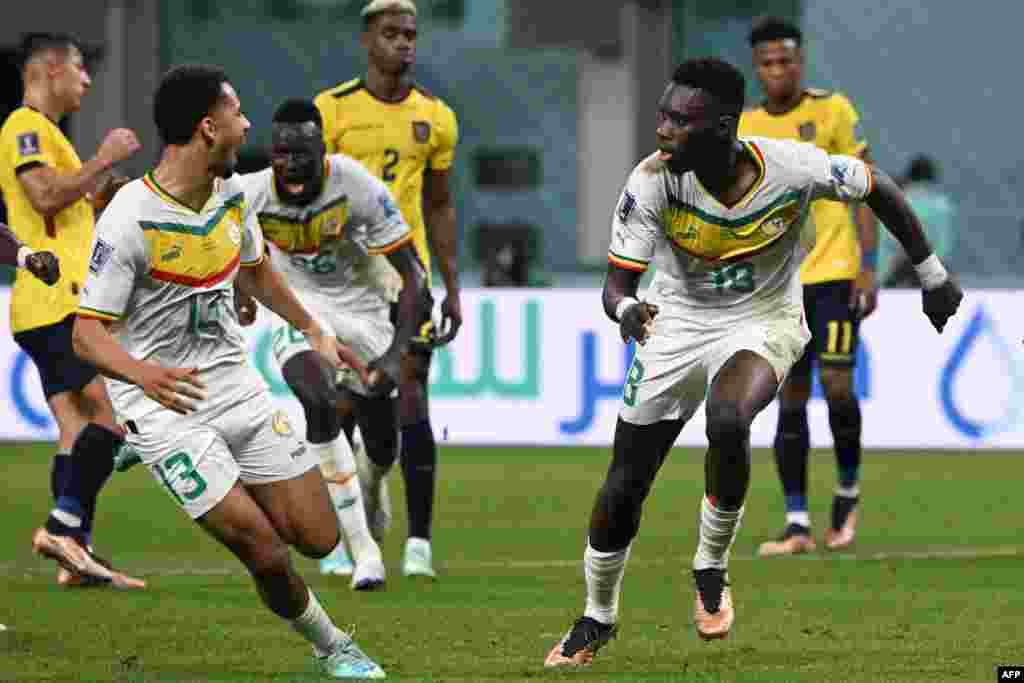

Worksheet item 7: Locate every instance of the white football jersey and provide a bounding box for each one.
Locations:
[77,173,266,421]
[239,154,412,316]
[609,136,872,310]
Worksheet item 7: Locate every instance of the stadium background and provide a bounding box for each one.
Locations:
[0,0,1020,448]
[1,4,1022,681]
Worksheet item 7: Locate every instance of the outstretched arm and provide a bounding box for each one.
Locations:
[235,256,367,379]
[865,167,962,332]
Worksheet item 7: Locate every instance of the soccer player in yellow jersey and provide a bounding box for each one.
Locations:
[314,0,460,579]
[0,33,143,588]
[738,17,878,555]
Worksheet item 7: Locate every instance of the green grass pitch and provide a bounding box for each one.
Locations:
[1,443,1021,681]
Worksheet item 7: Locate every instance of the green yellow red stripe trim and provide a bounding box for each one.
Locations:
[367,233,412,256]
[240,253,264,268]
[608,251,649,272]
[77,305,120,321]
[150,252,240,287]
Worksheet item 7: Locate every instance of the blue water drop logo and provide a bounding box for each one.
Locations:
[940,307,1024,439]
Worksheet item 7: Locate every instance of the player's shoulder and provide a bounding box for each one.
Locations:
[328,152,376,182]
[0,106,47,138]
[96,178,152,231]
[745,136,825,178]
[217,175,247,207]
[806,87,858,113]
[320,78,365,101]
[622,152,670,200]
[234,168,273,205]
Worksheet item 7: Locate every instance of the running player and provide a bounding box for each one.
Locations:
[239,98,427,590]
[72,64,385,679]
[739,16,877,553]
[544,57,961,667]
[314,0,461,578]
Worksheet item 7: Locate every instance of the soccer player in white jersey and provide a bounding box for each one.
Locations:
[71,65,385,679]
[238,98,427,590]
[544,57,963,667]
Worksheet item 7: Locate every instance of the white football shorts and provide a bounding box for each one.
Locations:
[619,292,810,426]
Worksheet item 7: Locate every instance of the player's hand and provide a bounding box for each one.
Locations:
[97,128,141,167]
[922,278,963,333]
[137,365,206,415]
[91,172,131,212]
[435,291,463,346]
[620,300,659,345]
[303,326,370,383]
[851,268,879,319]
[25,251,60,286]
[366,348,402,397]
[234,288,257,326]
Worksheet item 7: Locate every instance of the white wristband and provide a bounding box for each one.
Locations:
[16,246,33,269]
[615,297,640,322]
[914,254,948,291]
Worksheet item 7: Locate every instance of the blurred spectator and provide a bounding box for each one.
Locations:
[879,155,957,287]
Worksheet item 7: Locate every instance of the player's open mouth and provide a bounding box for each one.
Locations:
[285,182,305,194]
[657,150,674,161]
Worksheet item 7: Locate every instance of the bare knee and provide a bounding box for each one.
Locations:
[819,366,855,404]
[237,533,293,578]
[778,375,811,411]
[706,401,751,450]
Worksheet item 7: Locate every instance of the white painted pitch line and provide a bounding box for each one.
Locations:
[0,546,1019,577]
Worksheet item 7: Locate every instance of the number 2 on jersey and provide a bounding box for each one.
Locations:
[382,148,400,182]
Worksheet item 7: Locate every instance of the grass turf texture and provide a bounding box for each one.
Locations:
[1,443,1021,682]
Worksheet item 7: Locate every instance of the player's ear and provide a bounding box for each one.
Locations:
[198,115,216,147]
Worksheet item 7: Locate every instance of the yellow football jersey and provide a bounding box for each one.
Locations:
[739,89,867,284]
[0,106,95,332]
[314,79,458,280]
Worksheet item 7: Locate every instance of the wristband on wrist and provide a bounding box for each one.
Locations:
[16,246,33,269]
[914,254,948,290]
[615,297,640,322]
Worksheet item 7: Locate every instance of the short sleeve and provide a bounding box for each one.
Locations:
[314,92,339,154]
[607,169,662,273]
[428,100,458,172]
[240,195,265,267]
[78,203,147,321]
[346,161,411,256]
[801,142,873,202]
[1,110,55,174]
[830,93,867,157]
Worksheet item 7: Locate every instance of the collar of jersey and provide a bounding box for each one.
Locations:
[270,156,333,206]
[143,171,213,213]
[693,140,766,211]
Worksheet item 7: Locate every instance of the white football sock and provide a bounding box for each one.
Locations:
[290,589,344,657]
[309,438,380,564]
[582,542,631,625]
[785,511,812,528]
[693,497,745,571]
[835,484,860,498]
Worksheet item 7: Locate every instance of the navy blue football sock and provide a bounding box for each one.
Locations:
[828,398,862,489]
[50,452,72,503]
[59,424,121,545]
[774,407,810,510]
[400,419,436,540]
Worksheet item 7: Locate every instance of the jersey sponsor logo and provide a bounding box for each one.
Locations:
[798,121,816,141]
[16,132,40,157]
[89,238,115,274]
[271,409,294,436]
[161,244,183,262]
[226,220,242,246]
[412,120,431,143]
[617,191,636,223]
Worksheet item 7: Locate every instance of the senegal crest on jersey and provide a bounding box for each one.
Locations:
[661,192,802,262]
[257,196,351,255]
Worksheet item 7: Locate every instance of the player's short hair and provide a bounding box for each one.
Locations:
[18,32,79,68]
[272,98,323,129]
[153,64,230,146]
[362,0,417,29]
[671,58,746,116]
[749,16,802,47]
